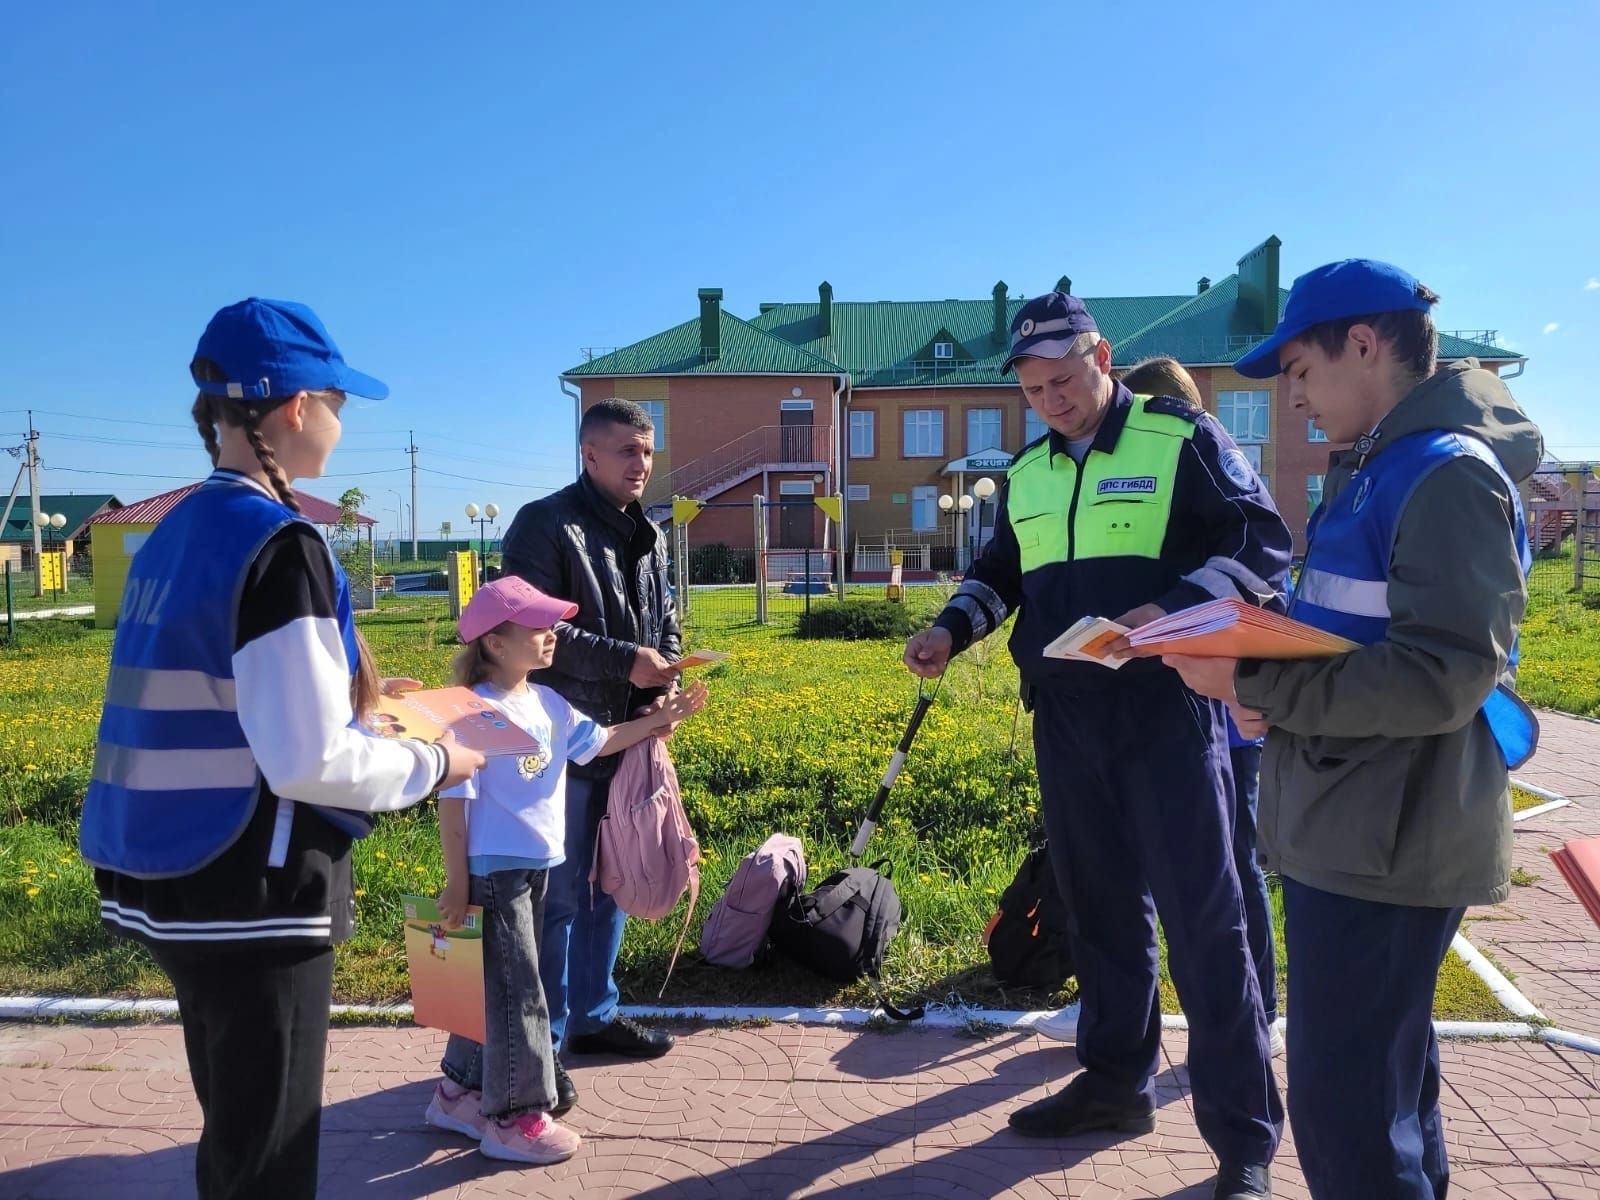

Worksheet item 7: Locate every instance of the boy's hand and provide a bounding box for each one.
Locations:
[1162,653,1241,704]
[438,876,469,930]
[1228,701,1270,741]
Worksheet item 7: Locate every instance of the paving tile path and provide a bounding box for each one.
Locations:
[2,710,1596,1198]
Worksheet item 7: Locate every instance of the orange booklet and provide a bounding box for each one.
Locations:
[402,895,484,1043]
[677,649,729,669]
[370,686,542,757]
[1551,838,1600,932]
[1125,598,1359,660]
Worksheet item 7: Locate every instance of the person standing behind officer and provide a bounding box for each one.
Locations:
[904,294,1290,1200]
[501,399,682,1112]
[1158,260,1542,1200]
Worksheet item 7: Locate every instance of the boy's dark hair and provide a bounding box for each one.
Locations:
[580,397,655,442]
[1301,283,1442,378]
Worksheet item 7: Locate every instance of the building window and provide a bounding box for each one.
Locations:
[849,410,875,458]
[933,341,954,359]
[1239,444,1264,474]
[967,408,1002,453]
[1024,408,1047,445]
[637,400,665,450]
[903,410,944,458]
[847,484,870,501]
[778,480,815,496]
[1307,419,1328,443]
[911,485,939,531]
[1307,473,1325,518]
[1216,390,1270,444]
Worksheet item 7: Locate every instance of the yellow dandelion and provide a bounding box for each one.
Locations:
[374,850,387,860]
[354,888,366,897]
[414,865,427,874]
[25,887,40,898]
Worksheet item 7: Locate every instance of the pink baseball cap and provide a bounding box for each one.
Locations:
[458,577,579,643]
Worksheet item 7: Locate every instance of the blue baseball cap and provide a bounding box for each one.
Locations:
[1234,259,1435,380]
[190,298,389,402]
[1001,292,1100,374]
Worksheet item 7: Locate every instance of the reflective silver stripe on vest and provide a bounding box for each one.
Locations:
[1296,567,1390,618]
[92,744,258,791]
[103,666,238,712]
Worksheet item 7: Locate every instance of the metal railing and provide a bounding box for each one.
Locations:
[654,424,828,502]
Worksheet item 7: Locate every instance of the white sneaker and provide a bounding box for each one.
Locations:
[1269,1021,1286,1058]
[479,1111,582,1165]
[424,1082,487,1139]
[1029,1007,1077,1043]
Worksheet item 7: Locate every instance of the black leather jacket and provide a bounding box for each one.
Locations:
[501,474,681,777]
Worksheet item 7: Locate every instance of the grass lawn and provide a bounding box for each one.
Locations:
[0,592,1524,1022]
[1517,554,1600,717]
[3,568,94,616]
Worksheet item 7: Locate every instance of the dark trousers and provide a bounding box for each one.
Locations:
[1033,678,1282,1167]
[1282,876,1464,1200]
[151,941,335,1200]
[1230,742,1279,1020]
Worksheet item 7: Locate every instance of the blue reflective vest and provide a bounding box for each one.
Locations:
[1290,430,1538,769]
[80,477,364,879]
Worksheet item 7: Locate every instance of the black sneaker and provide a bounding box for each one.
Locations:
[566,1016,675,1059]
[1213,1163,1271,1199]
[1008,1077,1156,1139]
[551,1059,577,1117]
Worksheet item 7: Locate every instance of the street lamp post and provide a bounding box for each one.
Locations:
[464,502,499,585]
[33,511,66,598]
[937,492,975,572]
[971,476,997,562]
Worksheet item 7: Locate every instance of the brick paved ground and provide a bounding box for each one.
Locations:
[2,712,1596,1199]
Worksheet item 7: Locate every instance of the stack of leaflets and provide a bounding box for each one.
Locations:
[370,686,541,757]
[1551,839,1600,932]
[1043,598,1357,669]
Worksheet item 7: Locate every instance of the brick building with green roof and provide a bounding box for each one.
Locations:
[563,236,1522,572]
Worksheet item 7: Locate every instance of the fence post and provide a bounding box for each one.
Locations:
[673,515,690,625]
[4,561,12,644]
[804,547,812,621]
[1577,466,1590,593]
[753,494,768,625]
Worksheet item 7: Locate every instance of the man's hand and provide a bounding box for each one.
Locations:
[1227,701,1271,741]
[629,646,681,688]
[1103,603,1166,658]
[903,628,953,679]
[1161,652,1242,704]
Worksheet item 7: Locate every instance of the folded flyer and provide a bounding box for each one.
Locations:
[402,894,485,1044]
[1042,616,1133,667]
[371,686,542,757]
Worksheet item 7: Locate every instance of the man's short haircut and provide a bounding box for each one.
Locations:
[1299,283,1441,378]
[580,397,654,442]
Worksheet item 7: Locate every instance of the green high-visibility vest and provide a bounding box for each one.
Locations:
[1006,396,1196,575]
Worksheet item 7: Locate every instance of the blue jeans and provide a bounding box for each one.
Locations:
[539,773,628,1047]
[1230,742,1279,1020]
[440,869,557,1120]
[1283,876,1463,1200]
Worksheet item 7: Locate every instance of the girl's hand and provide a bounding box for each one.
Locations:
[658,680,708,731]
[438,876,470,931]
[436,730,486,790]
[381,677,423,697]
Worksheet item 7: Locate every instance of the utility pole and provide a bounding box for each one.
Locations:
[26,412,43,597]
[407,430,420,560]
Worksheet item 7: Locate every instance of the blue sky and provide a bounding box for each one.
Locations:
[3,0,1596,540]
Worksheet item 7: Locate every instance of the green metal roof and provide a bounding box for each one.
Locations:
[565,279,1520,383]
[564,308,841,377]
[1,494,120,542]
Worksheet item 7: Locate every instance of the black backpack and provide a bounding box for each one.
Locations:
[984,841,1073,992]
[769,863,923,1020]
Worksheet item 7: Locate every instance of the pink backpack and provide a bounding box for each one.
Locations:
[700,834,807,968]
[591,737,701,994]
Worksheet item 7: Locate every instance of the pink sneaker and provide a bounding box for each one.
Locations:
[424,1081,487,1139]
[478,1111,582,1164]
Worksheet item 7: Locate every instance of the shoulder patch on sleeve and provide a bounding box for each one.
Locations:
[1143,394,1203,422]
[1219,447,1258,490]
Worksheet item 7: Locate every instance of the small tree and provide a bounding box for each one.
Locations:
[335,488,376,608]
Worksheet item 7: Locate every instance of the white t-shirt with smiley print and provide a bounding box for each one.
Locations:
[440,681,606,873]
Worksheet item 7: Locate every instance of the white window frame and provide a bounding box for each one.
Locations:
[933,341,954,360]
[911,485,939,531]
[1216,390,1270,444]
[780,398,814,411]
[846,483,870,501]
[1239,444,1264,473]
[966,408,1002,455]
[849,410,875,458]
[637,400,665,450]
[903,409,944,458]
[1307,419,1328,443]
[1024,408,1047,445]
[1307,473,1325,518]
[778,480,815,496]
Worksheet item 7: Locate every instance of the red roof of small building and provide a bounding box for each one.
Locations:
[90,484,376,527]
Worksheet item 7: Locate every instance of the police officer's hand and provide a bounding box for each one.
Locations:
[436,731,486,791]
[903,628,953,678]
[1104,603,1167,658]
